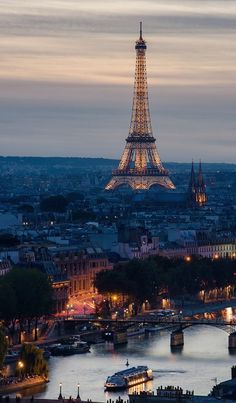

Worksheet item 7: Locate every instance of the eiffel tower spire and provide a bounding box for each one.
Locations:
[106,24,175,191]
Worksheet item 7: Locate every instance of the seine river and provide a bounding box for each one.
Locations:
[22,308,236,401]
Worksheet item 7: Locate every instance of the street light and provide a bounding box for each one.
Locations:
[77,383,81,401]
[17,361,24,378]
[58,382,62,400]
[18,361,24,369]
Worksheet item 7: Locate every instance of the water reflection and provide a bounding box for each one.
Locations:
[170,346,183,355]
[8,308,236,402]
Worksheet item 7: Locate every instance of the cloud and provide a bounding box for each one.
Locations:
[0,0,235,161]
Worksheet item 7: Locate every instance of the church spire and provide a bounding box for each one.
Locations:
[195,160,207,206]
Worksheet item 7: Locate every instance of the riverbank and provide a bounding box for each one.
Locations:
[0,376,48,395]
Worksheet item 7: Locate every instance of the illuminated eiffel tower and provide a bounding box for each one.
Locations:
[106,23,175,191]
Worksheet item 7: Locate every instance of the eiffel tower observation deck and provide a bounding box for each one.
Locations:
[106,23,175,191]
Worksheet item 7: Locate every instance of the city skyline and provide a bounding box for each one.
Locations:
[0,1,236,162]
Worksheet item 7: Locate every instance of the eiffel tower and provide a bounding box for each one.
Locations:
[106,23,175,191]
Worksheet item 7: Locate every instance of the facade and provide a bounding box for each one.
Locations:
[0,258,12,276]
[161,239,236,260]
[106,23,175,191]
[52,247,113,297]
[115,227,159,259]
[19,246,70,313]
[197,240,236,259]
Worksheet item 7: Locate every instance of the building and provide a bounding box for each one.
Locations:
[19,246,70,313]
[115,226,159,259]
[197,240,236,259]
[51,246,113,297]
[188,161,207,207]
[0,258,12,276]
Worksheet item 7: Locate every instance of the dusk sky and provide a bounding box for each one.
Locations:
[0,0,235,162]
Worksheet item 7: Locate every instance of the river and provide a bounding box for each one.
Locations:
[19,307,236,401]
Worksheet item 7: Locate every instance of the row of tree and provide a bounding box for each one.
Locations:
[94,255,236,309]
[0,267,53,344]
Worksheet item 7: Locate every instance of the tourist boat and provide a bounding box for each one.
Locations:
[50,341,90,356]
[105,366,153,390]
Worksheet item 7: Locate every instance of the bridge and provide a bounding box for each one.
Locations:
[60,315,236,327]
[57,315,236,350]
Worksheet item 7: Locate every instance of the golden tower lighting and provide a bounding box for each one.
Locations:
[106,23,175,191]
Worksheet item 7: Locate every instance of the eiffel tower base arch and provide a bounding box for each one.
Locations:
[105,175,175,191]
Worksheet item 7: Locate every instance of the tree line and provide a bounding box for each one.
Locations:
[0,267,53,344]
[94,255,236,308]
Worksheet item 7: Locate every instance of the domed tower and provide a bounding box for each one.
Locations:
[106,23,175,191]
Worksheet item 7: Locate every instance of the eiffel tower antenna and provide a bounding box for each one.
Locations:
[105,24,175,191]
[139,21,143,39]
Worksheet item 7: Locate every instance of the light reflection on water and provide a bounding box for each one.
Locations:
[16,308,236,402]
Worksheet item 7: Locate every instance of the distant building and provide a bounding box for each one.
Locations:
[161,238,236,260]
[0,258,12,276]
[197,239,236,259]
[0,248,20,264]
[19,246,70,313]
[87,224,118,251]
[0,213,22,230]
[115,226,159,259]
[188,161,207,207]
[51,246,113,297]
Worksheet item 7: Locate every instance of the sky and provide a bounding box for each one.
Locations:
[0,0,236,162]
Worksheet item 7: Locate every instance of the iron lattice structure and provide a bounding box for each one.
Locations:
[106,23,175,191]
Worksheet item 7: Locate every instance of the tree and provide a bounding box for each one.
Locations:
[95,255,236,312]
[17,344,48,378]
[72,210,96,222]
[0,326,7,369]
[17,204,34,213]
[0,283,18,341]
[66,192,84,202]
[40,196,68,213]
[0,268,53,343]
[0,233,19,247]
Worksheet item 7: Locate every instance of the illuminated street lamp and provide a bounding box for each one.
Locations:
[18,361,24,369]
[185,256,191,262]
[77,383,81,401]
[58,382,62,400]
[17,360,24,378]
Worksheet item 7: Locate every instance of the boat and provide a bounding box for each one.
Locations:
[43,348,51,360]
[105,366,153,390]
[50,341,90,356]
[4,350,20,364]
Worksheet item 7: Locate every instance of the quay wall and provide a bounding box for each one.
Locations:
[0,377,47,395]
